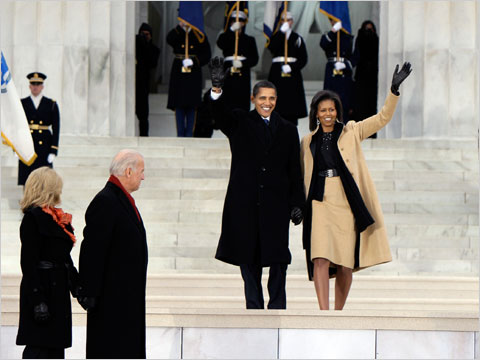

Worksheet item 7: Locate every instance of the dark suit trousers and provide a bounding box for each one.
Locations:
[240,263,288,309]
[22,346,64,359]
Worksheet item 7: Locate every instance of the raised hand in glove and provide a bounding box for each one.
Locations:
[208,56,226,89]
[290,207,303,226]
[391,62,412,95]
[78,296,97,312]
[334,62,346,71]
[33,302,51,322]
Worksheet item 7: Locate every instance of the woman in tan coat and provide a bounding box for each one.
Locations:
[300,62,412,310]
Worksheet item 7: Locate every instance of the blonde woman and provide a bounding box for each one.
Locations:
[16,167,79,359]
[300,63,412,310]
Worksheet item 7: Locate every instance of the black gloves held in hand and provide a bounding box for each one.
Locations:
[391,62,412,95]
[290,207,303,226]
[208,56,226,88]
[33,302,50,323]
[78,296,97,312]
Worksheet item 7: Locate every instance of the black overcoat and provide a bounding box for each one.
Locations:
[320,31,355,119]
[16,206,78,349]
[18,96,60,185]
[267,31,308,122]
[217,29,259,111]
[79,182,148,359]
[166,26,211,110]
[210,94,305,266]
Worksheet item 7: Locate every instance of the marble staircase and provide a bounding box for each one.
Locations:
[1,135,478,278]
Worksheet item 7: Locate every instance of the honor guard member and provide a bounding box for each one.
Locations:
[18,72,60,186]
[216,8,259,111]
[320,19,355,120]
[167,21,211,137]
[267,12,308,126]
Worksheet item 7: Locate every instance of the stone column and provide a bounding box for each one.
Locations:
[0,0,135,137]
[378,1,478,138]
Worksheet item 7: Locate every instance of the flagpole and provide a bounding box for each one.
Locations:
[182,26,191,73]
[231,1,241,75]
[281,1,290,78]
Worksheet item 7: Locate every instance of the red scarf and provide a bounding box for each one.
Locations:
[108,175,141,221]
[42,206,76,244]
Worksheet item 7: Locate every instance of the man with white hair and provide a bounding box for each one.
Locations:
[267,11,308,126]
[77,149,148,359]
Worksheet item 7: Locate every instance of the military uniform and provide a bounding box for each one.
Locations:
[217,28,259,111]
[267,30,308,126]
[320,30,355,120]
[167,25,211,137]
[18,73,59,186]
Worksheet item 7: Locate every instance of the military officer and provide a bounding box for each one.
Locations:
[217,9,259,111]
[166,21,211,137]
[320,19,355,121]
[267,12,308,126]
[18,72,60,186]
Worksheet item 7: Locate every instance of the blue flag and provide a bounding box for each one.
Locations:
[263,1,285,46]
[178,1,206,43]
[223,1,249,32]
[1,52,36,165]
[319,1,352,34]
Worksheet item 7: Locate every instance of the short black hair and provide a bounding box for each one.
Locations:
[309,90,343,131]
[252,80,277,97]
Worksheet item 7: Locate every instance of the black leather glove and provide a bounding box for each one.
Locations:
[33,302,50,322]
[78,296,97,312]
[391,62,412,95]
[208,56,226,88]
[290,207,303,226]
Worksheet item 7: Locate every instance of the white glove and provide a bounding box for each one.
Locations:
[232,59,243,68]
[282,64,292,74]
[182,58,194,68]
[280,22,290,33]
[334,62,346,71]
[47,153,56,164]
[230,22,242,32]
[332,21,342,32]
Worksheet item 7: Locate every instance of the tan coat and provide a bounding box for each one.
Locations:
[300,92,399,271]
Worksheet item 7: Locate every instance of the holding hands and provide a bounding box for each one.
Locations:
[391,62,412,95]
[334,62,346,71]
[230,22,242,32]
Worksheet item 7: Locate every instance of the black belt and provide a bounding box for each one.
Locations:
[37,261,55,269]
[318,169,339,177]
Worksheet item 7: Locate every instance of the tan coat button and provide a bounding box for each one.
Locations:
[39,121,43,124]
[39,130,42,133]
[30,120,34,124]
[30,130,33,133]
[39,141,43,145]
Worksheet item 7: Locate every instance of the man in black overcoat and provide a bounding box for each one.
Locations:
[18,72,60,186]
[208,57,305,310]
[217,9,259,111]
[267,12,308,126]
[167,21,211,137]
[135,22,160,137]
[78,149,148,359]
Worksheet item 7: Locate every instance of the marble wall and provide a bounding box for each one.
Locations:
[377,1,478,138]
[1,325,476,359]
[0,1,136,137]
